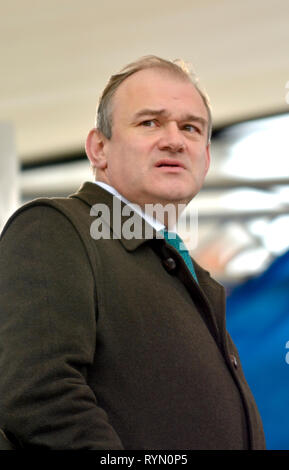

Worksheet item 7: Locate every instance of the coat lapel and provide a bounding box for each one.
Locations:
[71,181,226,345]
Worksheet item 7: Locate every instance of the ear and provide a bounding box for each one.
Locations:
[85,128,108,170]
[204,143,211,175]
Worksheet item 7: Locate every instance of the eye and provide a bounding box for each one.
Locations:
[182,124,200,133]
[141,120,157,127]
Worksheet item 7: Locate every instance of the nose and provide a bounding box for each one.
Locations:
[157,123,185,153]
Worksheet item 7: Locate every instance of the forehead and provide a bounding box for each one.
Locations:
[111,68,208,121]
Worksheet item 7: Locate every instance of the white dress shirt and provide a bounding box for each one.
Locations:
[94,181,165,233]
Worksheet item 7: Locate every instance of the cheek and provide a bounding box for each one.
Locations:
[188,151,210,184]
[196,148,210,170]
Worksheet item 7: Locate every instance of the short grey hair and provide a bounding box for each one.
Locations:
[96,55,212,144]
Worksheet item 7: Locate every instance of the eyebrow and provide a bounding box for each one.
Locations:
[132,108,208,128]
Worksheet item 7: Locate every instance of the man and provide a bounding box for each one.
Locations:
[0,56,265,450]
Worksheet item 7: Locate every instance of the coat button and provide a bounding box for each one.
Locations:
[162,257,177,272]
[230,354,238,369]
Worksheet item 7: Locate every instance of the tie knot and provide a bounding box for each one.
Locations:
[162,230,186,252]
[160,229,198,283]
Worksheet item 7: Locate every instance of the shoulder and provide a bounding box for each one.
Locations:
[0,195,97,285]
[1,195,88,241]
[0,191,103,285]
[1,181,106,241]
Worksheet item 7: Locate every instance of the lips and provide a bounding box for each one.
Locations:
[155,159,185,169]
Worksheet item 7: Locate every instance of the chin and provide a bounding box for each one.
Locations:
[153,191,193,206]
[164,185,195,201]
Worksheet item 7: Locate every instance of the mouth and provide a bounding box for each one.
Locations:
[155,159,185,170]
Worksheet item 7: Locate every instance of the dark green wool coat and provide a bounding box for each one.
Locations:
[0,182,265,450]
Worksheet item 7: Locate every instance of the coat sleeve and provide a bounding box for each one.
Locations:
[0,204,124,449]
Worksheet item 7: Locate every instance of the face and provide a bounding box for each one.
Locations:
[87,68,210,209]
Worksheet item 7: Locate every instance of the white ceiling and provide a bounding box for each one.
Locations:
[1,0,289,164]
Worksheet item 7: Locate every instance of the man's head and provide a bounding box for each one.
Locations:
[86,55,211,209]
[96,56,212,144]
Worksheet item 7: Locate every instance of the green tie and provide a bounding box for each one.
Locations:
[162,230,198,283]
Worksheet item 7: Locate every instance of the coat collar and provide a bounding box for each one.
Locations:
[70,181,159,251]
[71,181,226,341]
[71,181,221,284]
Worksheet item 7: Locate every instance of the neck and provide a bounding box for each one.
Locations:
[142,201,187,230]
[95,179,188,229]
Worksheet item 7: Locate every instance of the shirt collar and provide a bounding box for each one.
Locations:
[94,181,165,233]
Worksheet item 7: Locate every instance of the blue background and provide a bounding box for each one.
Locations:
[226,250,289,449]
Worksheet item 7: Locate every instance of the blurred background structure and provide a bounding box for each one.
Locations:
[1,0,289,450]
[0,123,19,229]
